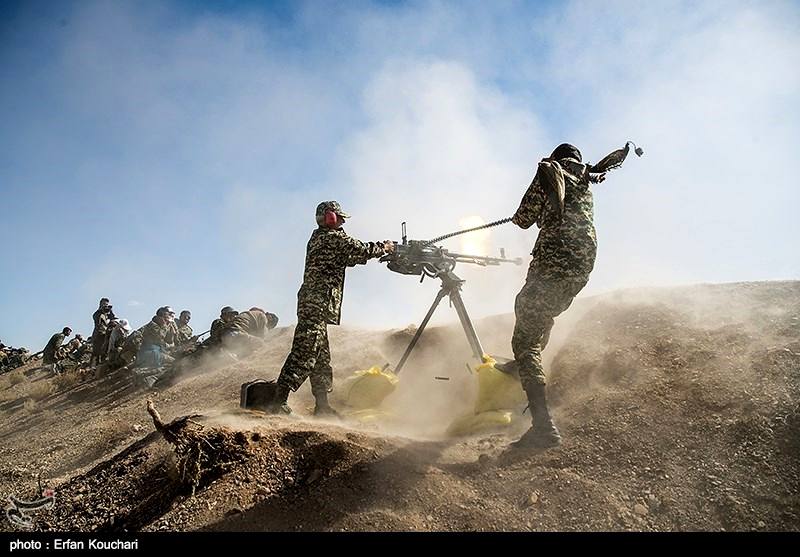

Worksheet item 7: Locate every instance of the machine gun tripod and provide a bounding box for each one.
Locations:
[381,222,522,374]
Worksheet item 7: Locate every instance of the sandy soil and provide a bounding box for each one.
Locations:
[0,281,797,532]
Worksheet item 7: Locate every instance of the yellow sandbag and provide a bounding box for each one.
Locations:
[446,410,515,437]
[338,365,399,410]
[473,356,526,414]
[343,407,395,424]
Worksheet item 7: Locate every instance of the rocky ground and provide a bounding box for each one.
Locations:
[0,281,798,532]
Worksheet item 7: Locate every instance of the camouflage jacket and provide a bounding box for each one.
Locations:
[176,323,194,344]
[140,318,172,351]
[42,333,65,364]
[107,327,128,354]
[512,157,597,280]
[65,338,84,353]
[120,326,145,362]
[209,318,228,342]
[297,227,385,325]
[227,311,269,338]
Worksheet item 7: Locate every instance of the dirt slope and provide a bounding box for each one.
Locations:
[0,281,798,531]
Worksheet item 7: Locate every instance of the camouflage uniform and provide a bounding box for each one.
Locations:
[208,318,228,344]
[65,337,82,354]
[511,156,597,389]
[105,326,128,367]
[8,349,29,369]
[43,332,66,366]
[226,311,270,337]
[119,327,144,366]
[220,311,270,353]
[176,323,193,344]
[278,226,385,398]
[137,318,175,368]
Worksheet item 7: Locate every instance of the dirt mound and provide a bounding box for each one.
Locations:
[0,281,798,531]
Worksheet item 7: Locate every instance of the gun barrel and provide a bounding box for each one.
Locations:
[448,251,523,266]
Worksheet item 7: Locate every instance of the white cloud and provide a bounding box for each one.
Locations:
[3,0,798,349]
[336,59,550,329]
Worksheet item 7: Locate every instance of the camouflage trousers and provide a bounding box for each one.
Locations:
[278,319,333,397]
[512,273,589,389]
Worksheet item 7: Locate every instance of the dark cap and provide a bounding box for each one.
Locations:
[220,306,237,315]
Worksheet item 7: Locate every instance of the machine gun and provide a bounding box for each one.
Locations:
[381,222,522,374]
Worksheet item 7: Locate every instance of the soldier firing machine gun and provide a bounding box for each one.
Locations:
[381,221,522,374]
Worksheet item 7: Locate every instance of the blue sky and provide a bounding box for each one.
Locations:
[1,0,798,350]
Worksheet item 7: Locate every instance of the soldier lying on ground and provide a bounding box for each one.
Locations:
[0,345,31,373]
[220,308,279,356]
[202,306,239,347]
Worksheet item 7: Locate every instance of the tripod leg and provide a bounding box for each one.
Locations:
[449,288,485,361]
[395,287,449,374]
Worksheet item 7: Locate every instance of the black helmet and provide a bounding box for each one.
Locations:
[550,143,582,162]
[220,306,237,316]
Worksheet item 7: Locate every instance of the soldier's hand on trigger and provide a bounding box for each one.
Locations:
[383,240,395,254]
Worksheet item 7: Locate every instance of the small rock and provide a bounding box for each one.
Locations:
[132,424,142,433]
[527,492,539,506]
[633,504,649,516]
[757,521,766,528]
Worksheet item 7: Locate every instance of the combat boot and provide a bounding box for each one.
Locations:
[312,390,341,419]
[265,382,292,415]
[493,359,519,375]
[512,383,561,449]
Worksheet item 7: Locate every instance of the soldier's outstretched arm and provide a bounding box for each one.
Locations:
[336,233,387,267]
[511,175,545,230]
